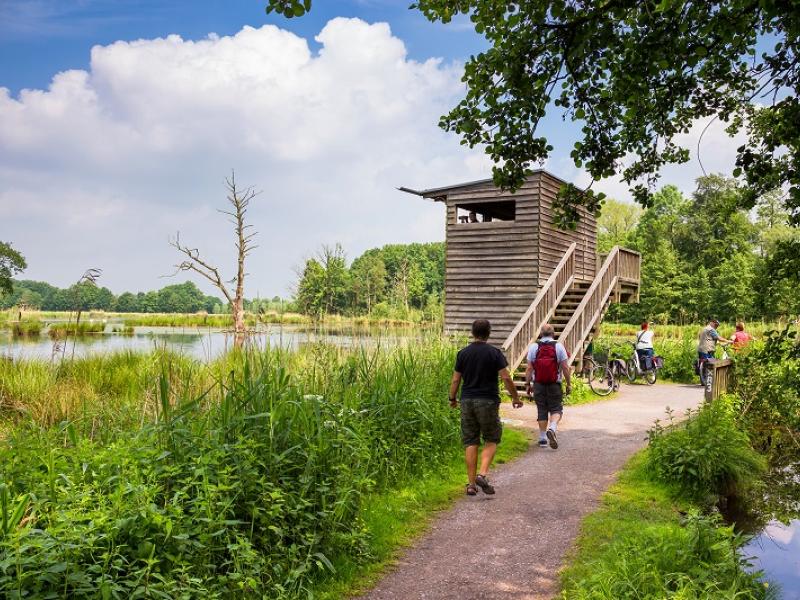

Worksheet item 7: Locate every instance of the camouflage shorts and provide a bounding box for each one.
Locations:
[460,397,502,446]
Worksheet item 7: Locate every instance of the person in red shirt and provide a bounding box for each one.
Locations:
[731,322,754,350]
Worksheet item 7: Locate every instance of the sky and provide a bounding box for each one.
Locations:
[0,0,746,298]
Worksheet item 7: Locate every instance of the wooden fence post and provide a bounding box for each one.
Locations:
[704,359,733,401]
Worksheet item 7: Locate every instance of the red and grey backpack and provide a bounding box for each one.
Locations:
[533,341,559,384]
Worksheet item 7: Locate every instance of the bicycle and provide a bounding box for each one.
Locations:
[697,347,729,387]
[585,352,619,396]
[624,341,660,385]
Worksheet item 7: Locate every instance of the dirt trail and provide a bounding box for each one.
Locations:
[357,383,702,600]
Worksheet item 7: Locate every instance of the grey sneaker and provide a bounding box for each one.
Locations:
[475,474,495,495]
[546,429,559,449]
[538,438,548,448]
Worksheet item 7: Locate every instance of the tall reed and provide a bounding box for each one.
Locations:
[0,339,461,598]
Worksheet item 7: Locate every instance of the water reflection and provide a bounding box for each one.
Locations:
[0,324,425,362]
[731,448,800,599]
[743,520,800,599]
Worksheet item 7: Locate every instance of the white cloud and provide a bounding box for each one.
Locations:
[563,115,749,204]
[0,18,491,296]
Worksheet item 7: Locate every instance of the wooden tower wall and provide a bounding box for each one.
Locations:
[535,174,598,287]
[441,171,597,345]
[443,177,539,345]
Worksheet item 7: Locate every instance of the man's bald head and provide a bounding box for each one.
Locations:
[540,324,555,338]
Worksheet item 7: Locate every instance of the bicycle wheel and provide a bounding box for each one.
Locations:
[626,357,637,382]
[644,369,657,385]
[589,364,614,396]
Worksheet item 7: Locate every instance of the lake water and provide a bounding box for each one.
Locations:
[734,450,800,599]
[743,520,800,599]
[0,324,422,362]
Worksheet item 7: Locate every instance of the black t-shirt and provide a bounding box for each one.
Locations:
[454,341,508,402]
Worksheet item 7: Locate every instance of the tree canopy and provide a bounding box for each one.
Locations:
[0,242,26,296]
[609,174,800,324]
[269,0,799,227]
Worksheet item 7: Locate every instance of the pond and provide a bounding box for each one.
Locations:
[728,448,800,599]
[0,323,427,361]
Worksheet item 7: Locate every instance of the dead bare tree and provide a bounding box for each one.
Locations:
[169,172,258,348]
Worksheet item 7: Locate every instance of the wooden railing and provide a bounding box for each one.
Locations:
[559,246,641,364]
[705,359,733,401]
[501,242,576,372]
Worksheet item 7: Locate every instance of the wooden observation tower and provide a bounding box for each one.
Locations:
[401,170,641,375]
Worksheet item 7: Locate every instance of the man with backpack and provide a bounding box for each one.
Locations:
[525,324,571,449]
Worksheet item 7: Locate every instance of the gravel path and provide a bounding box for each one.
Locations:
[357,382,702,600]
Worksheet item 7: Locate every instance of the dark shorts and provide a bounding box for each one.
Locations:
[460,397,502,446]
[533,382,564,422]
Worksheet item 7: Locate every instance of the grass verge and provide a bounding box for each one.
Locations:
[314,428,530,599]
[559,451,770,599]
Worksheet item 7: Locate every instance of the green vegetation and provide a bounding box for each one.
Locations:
[0,340,528,598]
[47,321,106,338]
[0,242,26,296]
[1,280,225,314]
[598,177,800,324]
[560,453,770,600]
[730,326,800,445]
[9,318,42,338]
[647,401,766,501]
[408,1,799,231]
[295,242,444,321]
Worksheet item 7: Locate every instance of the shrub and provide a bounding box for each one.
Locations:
[731,327,800,443]
[647,400,766,500]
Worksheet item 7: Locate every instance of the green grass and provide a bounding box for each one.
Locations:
[560,452,771,599]
[9,319,42,338]
[47,321,106,337]
[313,428,529,598]
[1,340,510,598]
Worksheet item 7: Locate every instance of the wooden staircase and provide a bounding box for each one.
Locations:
[501,245,640,392]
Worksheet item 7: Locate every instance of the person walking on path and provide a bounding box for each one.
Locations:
[525,324,571,449]
[449,319,523,496]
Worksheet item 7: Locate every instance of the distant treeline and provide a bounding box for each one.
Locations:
[0,280,287,315]
[603,175,800,324]
[294,242,445,320]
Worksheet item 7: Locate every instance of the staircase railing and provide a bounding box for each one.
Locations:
[559,246,641,364]
[501,242,576,372]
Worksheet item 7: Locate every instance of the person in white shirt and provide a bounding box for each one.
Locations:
[636,321,655,367]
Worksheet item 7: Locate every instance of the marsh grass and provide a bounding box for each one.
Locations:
[0,339,509,598]
[47,321,106,338]
[9,319,42,338]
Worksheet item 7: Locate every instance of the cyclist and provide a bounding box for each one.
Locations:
[697,318,731,366]
[635,321,655,370]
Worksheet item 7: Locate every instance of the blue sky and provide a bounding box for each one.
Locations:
[0,1,743,296]
[0,0,485,94]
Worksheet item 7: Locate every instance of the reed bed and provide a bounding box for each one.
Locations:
[47,321,106,338]
[9,319,42,338]
[0,339,464,598]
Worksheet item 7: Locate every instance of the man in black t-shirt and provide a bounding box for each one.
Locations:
[449,319,523,496]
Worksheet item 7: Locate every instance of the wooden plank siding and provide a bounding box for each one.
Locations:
[433,171,597,345]
[535,174,597,287]
[443,177,540,344]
